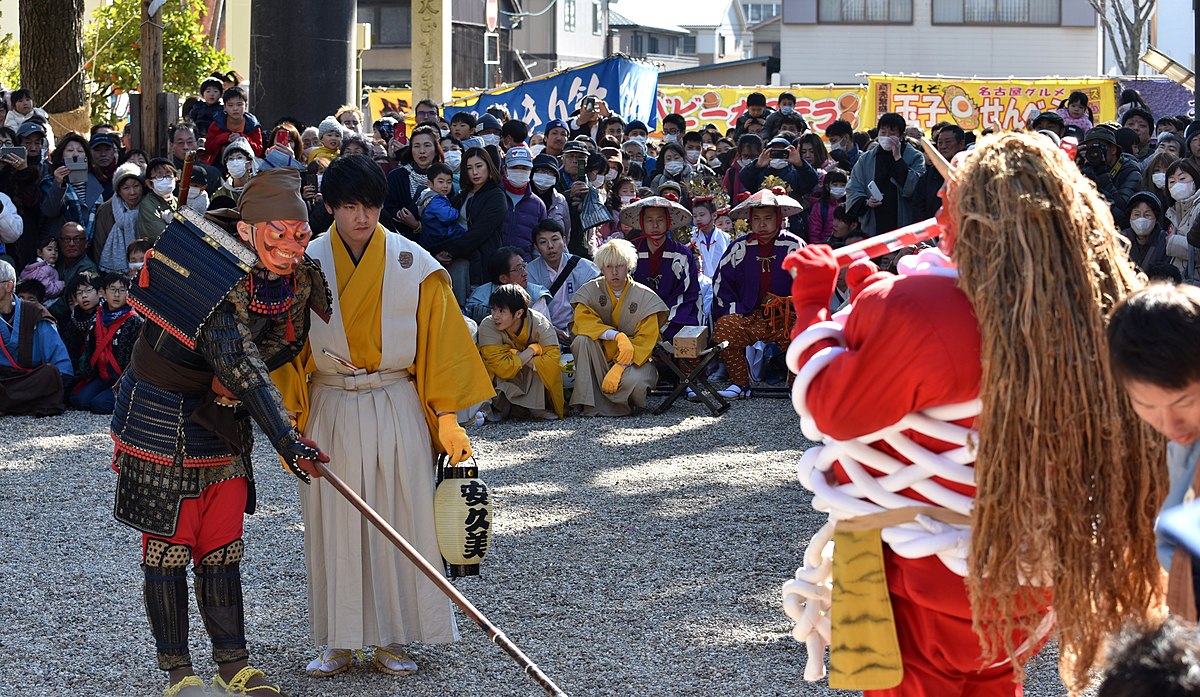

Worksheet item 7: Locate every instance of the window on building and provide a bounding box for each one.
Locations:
[818,0,913,23]
[932,0,1059,24]
[665,36,677,55]
[632,32,644,55]
[649,35,660,54]
[564,0,577,31]
[358,3,412,47]
[682,35,696,54]
[719,34,726,57]
[592,0,603,34]
[742,3,781,23]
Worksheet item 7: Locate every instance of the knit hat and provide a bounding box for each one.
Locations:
[318,116,343,138]
[504,144,533,169]
[223,138,256,163]
[476,114,503,133]
[532,153,560,172]
[113,161,144,190]
[1128,190,1163,221]
[1082,127,1117,146]
[237,168,308,223]
[544,119,569,135]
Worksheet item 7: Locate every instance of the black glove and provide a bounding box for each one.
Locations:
[240,385,315,484]
[275,435,319,484]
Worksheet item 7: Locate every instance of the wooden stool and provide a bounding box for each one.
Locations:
[651,340,730,416]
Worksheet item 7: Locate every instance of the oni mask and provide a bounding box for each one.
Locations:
[237,219,311,275]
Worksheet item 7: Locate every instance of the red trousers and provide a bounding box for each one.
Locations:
[142,477,247,561]
[865,591,1024,697]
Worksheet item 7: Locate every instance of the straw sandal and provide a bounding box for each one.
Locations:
[372,645,418,676]
[211,665,281,695]
[306,648,353,678]
[164,675,206,697]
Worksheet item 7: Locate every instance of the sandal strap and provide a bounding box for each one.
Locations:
[164,675,205,697]
[373,645,408,664]
[222,666,280,694]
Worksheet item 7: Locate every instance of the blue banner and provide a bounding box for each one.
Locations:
[444,56,660,132]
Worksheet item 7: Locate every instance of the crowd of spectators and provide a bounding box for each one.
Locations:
[0,77,1192,419]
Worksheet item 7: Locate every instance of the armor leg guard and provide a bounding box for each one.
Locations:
[143,539,194,672]
[194,539,249,665]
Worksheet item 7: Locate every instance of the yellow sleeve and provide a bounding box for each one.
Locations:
[270,341,315,432]
[571,302,613,340]
[630,313,661,366]
[533,323,565,417]
[414,272,496,452]
[479,343,523,381]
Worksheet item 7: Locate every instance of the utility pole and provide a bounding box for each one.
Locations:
[140,0,164,157]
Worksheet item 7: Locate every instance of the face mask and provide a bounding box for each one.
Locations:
[1152,171,1167,188]
[830,186,846,198]
[630,135,647,145]
[440,128,450,138]
[188,187,203,201]
[665,161,685,176]
[590,175,605,188]
[770,158,788,170]
[685,150,701,164]
[829,140,843,152]
[663,134,678,145]
[226,158,248,177]
[605,170,618,182]
[620,194,634,205]
[1171,181,1196,200]
[506,170,531,188]
[1130,216,1156,235]
[738,158,754,168]
[128,261,144,273]
[481,133,501,147]
[151,177,174,196]
[780,106,795,115]
[532,172,557,190]
[444,151,462,170]
[877,136,897,151]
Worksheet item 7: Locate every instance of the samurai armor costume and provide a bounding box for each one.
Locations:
[112,207,330,671]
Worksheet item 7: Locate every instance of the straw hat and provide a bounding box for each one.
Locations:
[727,188,804,219]
[618,195,693,229]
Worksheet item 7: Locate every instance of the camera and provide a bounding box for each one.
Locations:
[1083,141,1108,164]
[770,148,789,159]
[582,95,597,111]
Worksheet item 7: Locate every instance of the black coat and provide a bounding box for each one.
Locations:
[446,183,507,286]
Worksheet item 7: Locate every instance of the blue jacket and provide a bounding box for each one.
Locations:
[501,188,547,260]
[0,300,73,377]
[188,101,224,138]
[417,192,466,250]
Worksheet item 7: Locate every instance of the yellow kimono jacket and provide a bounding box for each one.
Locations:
[477,308,565,418]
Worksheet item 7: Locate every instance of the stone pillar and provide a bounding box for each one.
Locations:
[249,0,354,128]
[412,0,453,104]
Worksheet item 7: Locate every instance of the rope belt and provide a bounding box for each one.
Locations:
[312,369,411,392]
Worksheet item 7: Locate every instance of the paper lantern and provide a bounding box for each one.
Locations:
[434,462,491,577]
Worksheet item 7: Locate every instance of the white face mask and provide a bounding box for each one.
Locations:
[590,175,605,188]
[630,135,647,146]
[663,134,678,145]
[481,133,501,147]
[128,261,144,273]
[1152,171,1167,188]
[226,158,248,178]
[188,187,203,201]
[877,135,897,151]
[151,177,174,196]
[444,150,462,170]
[1171,181,1196,200]
[506,170,531,187]
[665,161,685,175]
[829,140,843,152]
[532,172,557,190]
[1130,216,1156,235]
[738,158,754,168]
[769,158,789,170]
[830,186,846,198]
[605,170,617,182]
[620,194,634,205]
[685,150,701,164]
[440,128,451,138]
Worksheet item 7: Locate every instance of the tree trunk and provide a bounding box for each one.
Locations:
[18,0,85,114]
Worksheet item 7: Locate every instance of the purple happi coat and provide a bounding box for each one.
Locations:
[712,231,805,320]
[633,236,701,340]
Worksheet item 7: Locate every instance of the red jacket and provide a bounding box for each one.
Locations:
[202,111,264,165]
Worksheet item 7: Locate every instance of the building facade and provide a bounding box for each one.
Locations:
[778,0,1101,84]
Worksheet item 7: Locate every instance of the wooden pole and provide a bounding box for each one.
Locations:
[140,0,163,157]
[313,461,569,697]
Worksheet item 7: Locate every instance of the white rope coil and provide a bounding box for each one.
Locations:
[781,299,982,682]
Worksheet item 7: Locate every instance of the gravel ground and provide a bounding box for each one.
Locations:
[0,398,1081,696]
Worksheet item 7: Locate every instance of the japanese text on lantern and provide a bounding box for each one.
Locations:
[460,481,490,559]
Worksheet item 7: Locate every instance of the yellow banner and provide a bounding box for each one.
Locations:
[654,86,866,135]
[862,75,1118,133]
[366,89,478,124]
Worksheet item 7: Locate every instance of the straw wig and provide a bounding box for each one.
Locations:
[949,132,1164,692]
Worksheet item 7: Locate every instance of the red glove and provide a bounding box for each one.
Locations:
[783,245,839,310]
[845,258,893,302]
